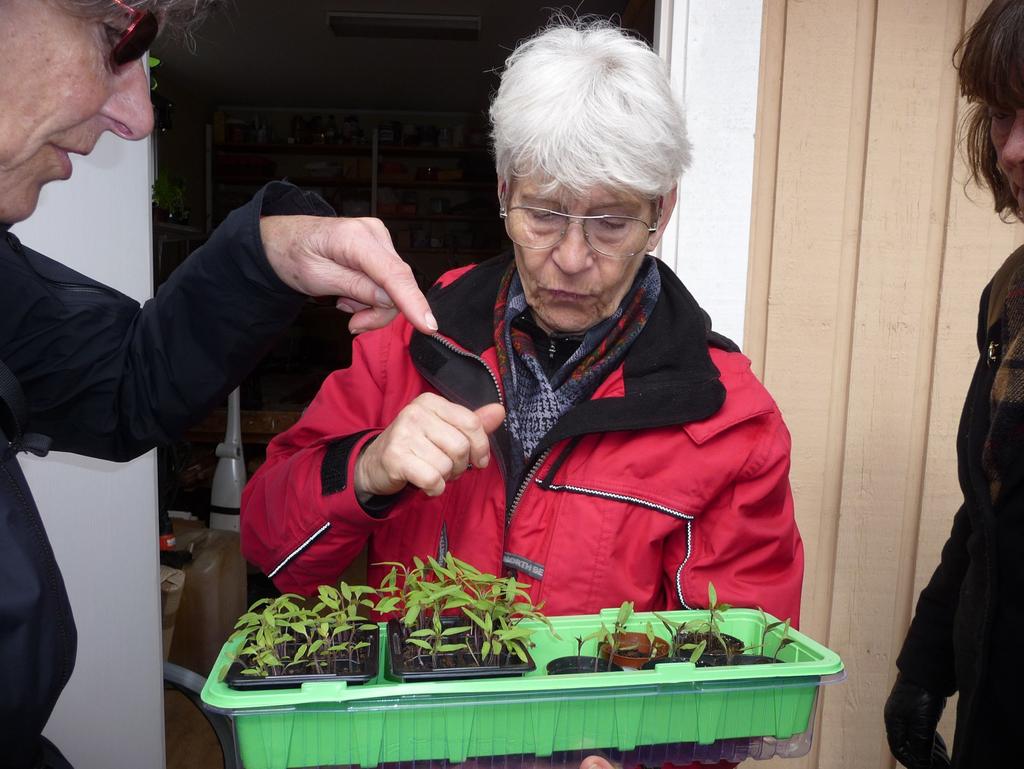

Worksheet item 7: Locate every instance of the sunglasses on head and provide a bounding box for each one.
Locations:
[108,0,159,67]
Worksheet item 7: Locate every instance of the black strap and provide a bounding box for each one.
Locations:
[0,358,50,457]
[0,356,29,443]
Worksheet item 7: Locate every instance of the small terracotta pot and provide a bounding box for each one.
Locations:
[599,632,670,670]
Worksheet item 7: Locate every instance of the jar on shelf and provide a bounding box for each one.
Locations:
[402,123,420,147]
[310,115,326,144]
[226,119,247,144]
[342,115,359,144]
[290,114,307,144]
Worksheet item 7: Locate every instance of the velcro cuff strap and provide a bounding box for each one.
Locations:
[321,430,373,496]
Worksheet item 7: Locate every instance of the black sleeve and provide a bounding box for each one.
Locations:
[895,502,971,695]
[1,182,333,461]
[895,283,993,695]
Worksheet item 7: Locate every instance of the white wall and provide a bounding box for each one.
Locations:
[11,133,163,769]
[656,0,763,347]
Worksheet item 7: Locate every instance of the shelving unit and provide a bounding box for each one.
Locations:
[210,116,508,286]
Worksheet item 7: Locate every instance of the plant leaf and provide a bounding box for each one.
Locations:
[615,601,634,627]
[689,640,707,663]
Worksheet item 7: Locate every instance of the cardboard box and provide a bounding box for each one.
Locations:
[168,526,246,676]
[159,565,186,661]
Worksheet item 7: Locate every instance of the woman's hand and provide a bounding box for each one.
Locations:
[354,394,505,501]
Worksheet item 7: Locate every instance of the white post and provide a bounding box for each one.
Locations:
[655,0,764,347]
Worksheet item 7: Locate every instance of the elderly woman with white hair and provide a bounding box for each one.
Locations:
[242,19,804,658]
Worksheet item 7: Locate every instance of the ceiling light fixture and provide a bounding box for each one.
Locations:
[327,12,480,42]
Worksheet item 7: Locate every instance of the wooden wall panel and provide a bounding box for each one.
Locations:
[747,0,1024,766]
[758,0,866,651]
[824,0,966,763]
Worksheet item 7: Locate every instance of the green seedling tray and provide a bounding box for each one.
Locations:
[201,608,844,769]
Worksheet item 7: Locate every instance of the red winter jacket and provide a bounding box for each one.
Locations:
[241,256,803,625]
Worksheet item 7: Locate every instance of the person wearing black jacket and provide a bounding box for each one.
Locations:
[884,2,1024,767]
[0,1,434,767]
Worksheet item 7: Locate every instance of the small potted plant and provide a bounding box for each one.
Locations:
[380,554,555,681]
[670,583,745,666]
[596,601,670,670]
[740,609,795,665]
[224,582,381,690]
[650,585,795,668]
[152,172,189,224]
[546,628,625,675]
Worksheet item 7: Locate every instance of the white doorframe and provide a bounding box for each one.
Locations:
[655,0,764,347]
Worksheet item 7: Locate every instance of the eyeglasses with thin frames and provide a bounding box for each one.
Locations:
[499,201,660,260]
[108,0,159,68]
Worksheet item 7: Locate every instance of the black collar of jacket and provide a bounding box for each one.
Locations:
[411,253,729,445]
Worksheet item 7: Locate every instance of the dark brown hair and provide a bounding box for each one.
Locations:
[955,0,1024,219]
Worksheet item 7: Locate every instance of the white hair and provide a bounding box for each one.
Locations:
[58,0,222,39]
[489,18,691,199]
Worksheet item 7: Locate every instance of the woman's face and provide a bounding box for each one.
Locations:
[991,106,1024,212]
[503,178,677,335]
[0,0,154,224]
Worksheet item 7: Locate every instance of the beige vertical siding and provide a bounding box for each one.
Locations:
[748,0,1024,767]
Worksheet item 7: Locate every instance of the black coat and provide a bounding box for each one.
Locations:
[0,182,328,768]
[896,246,1024,767]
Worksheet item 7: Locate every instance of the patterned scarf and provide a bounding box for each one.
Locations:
[983,262,1024,503]
[493,257,661,479]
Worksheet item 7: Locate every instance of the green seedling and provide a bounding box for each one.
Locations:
[583,622,613,672]
[681,581,735,659]
[599,600,633,669]
[374,552,556,671]
[228,582,377,679]
[738,608,794,664]
[644,620,658,662]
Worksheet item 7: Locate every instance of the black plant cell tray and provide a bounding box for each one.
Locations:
[225,626,380,691]
[385,618,536,682]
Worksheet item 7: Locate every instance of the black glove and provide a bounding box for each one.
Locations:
[884,675,952,769]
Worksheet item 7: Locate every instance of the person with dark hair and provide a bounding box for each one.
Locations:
[0,1,435,767]
[884,2,1024,767]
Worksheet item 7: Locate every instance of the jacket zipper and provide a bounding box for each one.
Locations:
[424,334,518,555]
[506,449,550,530]
[426,335,554,562]
[541,482,693,521]
[6,233,118,297]
[43,279,118,297]
[428,333,505,407]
